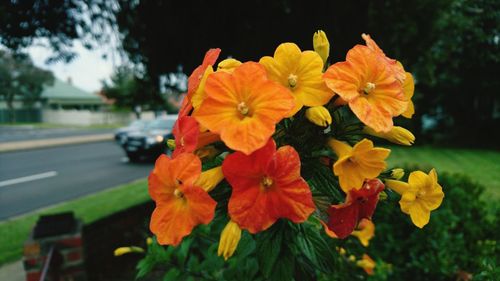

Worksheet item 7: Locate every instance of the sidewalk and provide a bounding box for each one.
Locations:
[0,133,114,153]
[0,260,24,281]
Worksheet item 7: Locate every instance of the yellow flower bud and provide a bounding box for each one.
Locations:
[356,254,376,275]
[363,126,415,146]
[167,139,176,150]
[194,166,224,192]
[113,246,144,256]
[305,106,332,127]
[146,237,153,245]
[351,219,375,247]
[217,58,242,73]
[313,30,330,67]
[391,168,405,180]
[217,220,242,261]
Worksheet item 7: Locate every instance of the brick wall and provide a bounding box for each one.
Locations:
[23,220,86,281]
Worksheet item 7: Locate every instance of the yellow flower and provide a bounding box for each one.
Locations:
[113,246,144,256]
[217,58,242,73]
[194,166,224,192]
[305,106,332,127]
[386,169,444,228]
[351,219,375,247]
[328,138,390,192]
[363,126,415,146]
[401,72,415,118]
[217,220,242,261]
[313,30,330,67]
[356,254,376,275]
[391,168,405,180]
[259,43,334,116]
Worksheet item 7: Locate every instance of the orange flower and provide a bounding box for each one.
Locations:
[148,153,216,246]
[402,72,415,118]
[362,33,406,83]
[193,62,294,155]
[260,43,334,116]
[222,140,315,233]
[323,45,407,132]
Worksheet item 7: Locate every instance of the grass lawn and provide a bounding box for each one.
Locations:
[0,178,149,266]
[388,145,500,200]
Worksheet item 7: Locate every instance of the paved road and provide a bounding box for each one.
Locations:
[0,141,154,220]
[0,126,117,143]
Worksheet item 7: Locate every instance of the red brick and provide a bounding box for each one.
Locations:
[26,271,41,281]
[23,242,40,258]
[65,250,82,262]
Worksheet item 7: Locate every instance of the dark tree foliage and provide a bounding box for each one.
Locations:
[0,50,54,122]
[1,0,498,146]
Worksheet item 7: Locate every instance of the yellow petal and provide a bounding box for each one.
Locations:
[328,138,352,158]
[408,171,431,191]
[401,72,415,118]
[217,220,242,261]
[217,58,242,73]
[313,30,330,67]
[194,166,224,192]
[192,66,214,110]
[408,201,431,228]
[305,106,332,127]
[385,179,410,195]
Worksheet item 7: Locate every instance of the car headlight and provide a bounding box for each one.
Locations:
[146,135,164,145]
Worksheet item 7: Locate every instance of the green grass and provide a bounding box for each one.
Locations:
[387,146,500,200]
[0,178,149,266]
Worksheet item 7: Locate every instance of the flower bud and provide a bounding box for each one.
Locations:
[217,220,242,261]
[356,254,376,275]
[313,30,330,67]
[391,168,405,180]
[363,126,415,146]
[167,139,176,150]
[217,58,242,73]
[194,166,224,192]
[305,106,332,127]
[113,246,144,256]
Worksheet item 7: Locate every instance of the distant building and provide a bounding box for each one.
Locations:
[41,78,104,111]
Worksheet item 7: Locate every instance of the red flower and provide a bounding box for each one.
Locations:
[222,140,315,233]
[172,116,220,158]
[325,179,384,239]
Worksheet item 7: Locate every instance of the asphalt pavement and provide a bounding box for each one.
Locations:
[0,141,154,220]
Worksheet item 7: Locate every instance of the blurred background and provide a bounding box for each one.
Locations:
[0,1,498,281]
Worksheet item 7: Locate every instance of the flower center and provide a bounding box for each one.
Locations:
[237,102,249,115]
[347,156,357,164]
[288,74,298,88]
[261,176,274,188]
[180,136,185,147]
[363,82,376,94]
[417,189,427,197]
[173,188,184,198]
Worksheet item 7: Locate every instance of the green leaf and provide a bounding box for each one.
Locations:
[255,221,286,277]
[163,268,181,281]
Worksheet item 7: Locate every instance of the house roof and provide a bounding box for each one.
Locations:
[42,79,103,105]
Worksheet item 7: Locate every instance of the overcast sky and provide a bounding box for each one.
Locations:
[27,40,119,93]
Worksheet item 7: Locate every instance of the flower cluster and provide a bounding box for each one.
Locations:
[148,30,444,268]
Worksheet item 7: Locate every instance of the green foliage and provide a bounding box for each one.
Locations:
[0,50,54,122]
[369,171,499,281]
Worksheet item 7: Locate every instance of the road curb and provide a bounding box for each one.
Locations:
[0,134,114,153]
